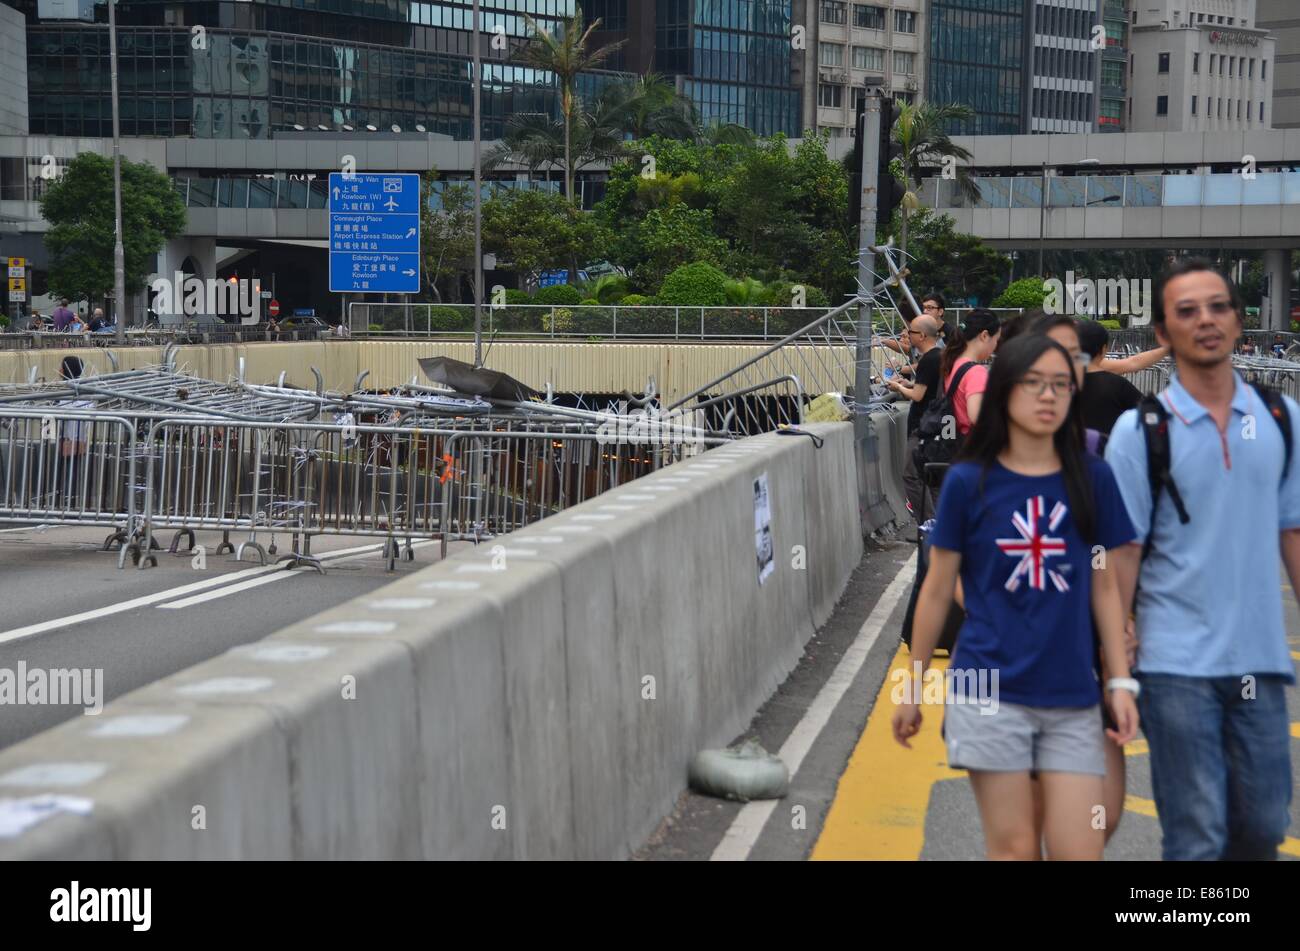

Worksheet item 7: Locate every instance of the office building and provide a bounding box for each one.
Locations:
[806,0,926,137]
[1127,0,1275,131]
[1257,0,1299,129]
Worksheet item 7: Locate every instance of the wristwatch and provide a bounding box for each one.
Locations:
[1106,677,1140,698]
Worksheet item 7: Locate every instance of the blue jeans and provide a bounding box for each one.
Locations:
[1138,673,1293,861]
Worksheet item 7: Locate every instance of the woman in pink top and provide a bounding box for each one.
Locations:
[938,308,1002,435]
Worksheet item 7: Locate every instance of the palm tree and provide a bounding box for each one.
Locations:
[601,73,699,140]
[893,101,981,252]
[484,82,636,189]
[520,7,626,205]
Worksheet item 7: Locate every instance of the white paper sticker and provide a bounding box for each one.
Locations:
[0,762,108,788]
[89,715,189,737]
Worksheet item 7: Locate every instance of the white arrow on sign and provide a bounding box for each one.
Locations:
[332,187,340,200]
[402,268,417,277]
[404,227,417,238]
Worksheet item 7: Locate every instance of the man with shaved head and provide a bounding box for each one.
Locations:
[887,313,943,519]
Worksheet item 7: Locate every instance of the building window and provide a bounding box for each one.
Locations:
[818,84,844,108]
[853,46,884,71]
[1229,57,1234,78]
[1209,54,1216,74]
[819,43,844,68]
[894,10,917,34]
[1192,52,1199,74]
[1237,100,1242,119]
[853,4,886,30]
[820,1,847,25]
[893,51,915,75]
[1249,59,1255,79]
[1157,95,1168,116]
[1158,53,1170,73]
[1191,96,1196,115]
[1260,101,1265,121]
[1102,60,1123,87]
[1217,98,1223,118]
[1263,60,1268,81]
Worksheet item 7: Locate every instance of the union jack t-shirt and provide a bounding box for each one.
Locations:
[928,457,1136,707]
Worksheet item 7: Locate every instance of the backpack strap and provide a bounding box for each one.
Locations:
[1138,395,1190,562]
[1249,383,1293,480]
[944,360,977,405]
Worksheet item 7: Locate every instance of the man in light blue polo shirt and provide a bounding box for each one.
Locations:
[1105,258,1300,861]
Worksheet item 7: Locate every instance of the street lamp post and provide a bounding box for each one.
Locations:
[1038,158,1101,277]
[108,0,127,343]
[472,0,483,367]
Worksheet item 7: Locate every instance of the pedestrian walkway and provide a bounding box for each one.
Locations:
[636,542,1300,860]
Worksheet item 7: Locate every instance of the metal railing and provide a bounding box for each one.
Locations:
[0,325,329,351]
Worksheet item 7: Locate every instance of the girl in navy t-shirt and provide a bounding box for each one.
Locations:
[891,334,1140,861]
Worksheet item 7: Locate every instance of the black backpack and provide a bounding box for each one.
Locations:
[916,361,976,468]
[1138,383,1293,560]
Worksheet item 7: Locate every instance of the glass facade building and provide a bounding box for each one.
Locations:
[927,0,1028,135]
[657,0,800,136]
[8,0,629,138]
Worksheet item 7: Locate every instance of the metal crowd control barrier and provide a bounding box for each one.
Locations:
[134,417,724,572]
[0,364,734,569]
[0,408,157,567]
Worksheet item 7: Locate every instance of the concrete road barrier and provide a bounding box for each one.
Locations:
[0,422,866,860]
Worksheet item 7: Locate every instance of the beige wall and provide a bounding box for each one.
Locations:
[0,339,871,404]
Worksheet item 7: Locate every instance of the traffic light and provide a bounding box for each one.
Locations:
[848,92,906,240]
[848,95,867,229]
[876,96,905,237]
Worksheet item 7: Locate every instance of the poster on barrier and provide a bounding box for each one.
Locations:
[754,472,774,585]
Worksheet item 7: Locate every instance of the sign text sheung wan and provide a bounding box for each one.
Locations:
[328,173,421,294]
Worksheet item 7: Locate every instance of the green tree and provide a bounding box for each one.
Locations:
[520,7,626,206]
[40,152,185,306]
[482,188,606,290]
[902,208,1011,306]
[627,204,729,292]
[420,171,475,303]
[658,261,730,307]
[992,276,1051,309]
[600,73,698,140]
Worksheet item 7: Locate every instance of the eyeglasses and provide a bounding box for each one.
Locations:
[921,302,941,311]
[1172,300,1235,320]
[1017,377,1074,397]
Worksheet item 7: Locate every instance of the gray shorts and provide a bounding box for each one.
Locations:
[944,698,1106,776]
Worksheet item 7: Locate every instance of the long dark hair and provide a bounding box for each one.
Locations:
[955,334,1096,544]
[940,307,1001,381]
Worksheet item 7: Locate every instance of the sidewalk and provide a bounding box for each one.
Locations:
[635,541,1300,860]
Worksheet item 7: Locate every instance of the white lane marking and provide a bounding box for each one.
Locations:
[0,538,411,640]
[710,551,917,862]
[0,560,295,645]
[158,540,439,610]
[0,524,58,534]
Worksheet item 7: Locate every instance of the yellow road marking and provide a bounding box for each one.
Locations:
[1125,795,1300,857]
[811,645,961,860]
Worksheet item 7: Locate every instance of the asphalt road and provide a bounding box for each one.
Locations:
[0,522,470,749]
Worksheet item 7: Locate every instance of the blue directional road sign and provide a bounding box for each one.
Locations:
[328,173,421,293]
